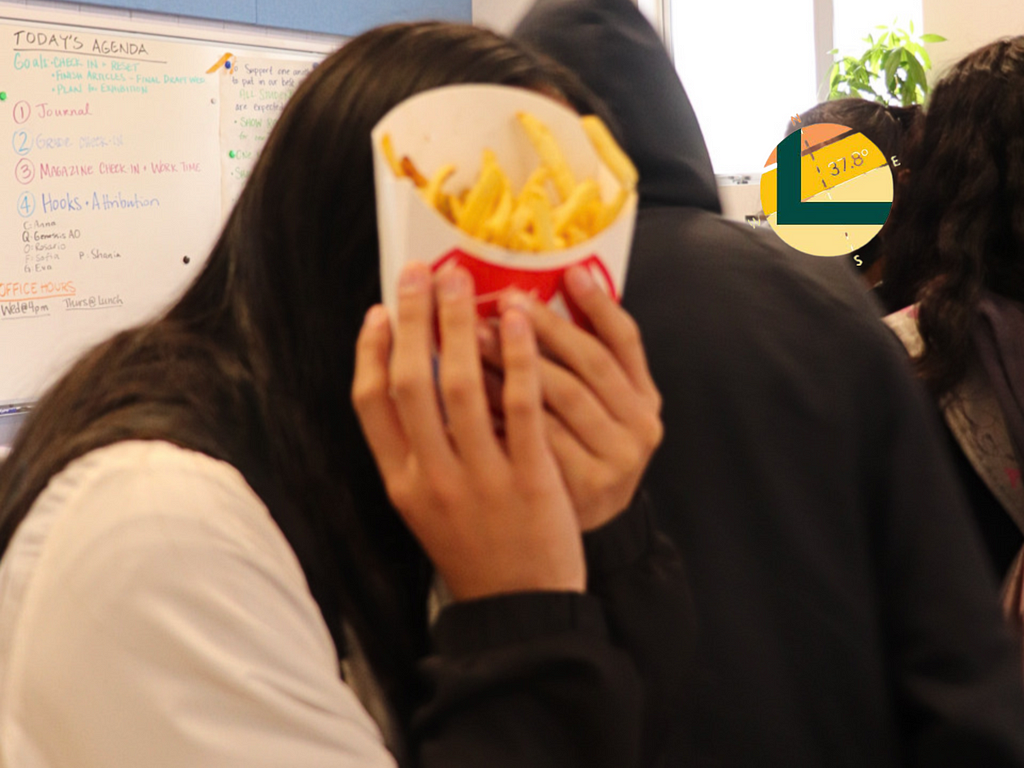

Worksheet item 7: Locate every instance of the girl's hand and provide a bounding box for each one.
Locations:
[481,265,663,532]
[352,262,585,601]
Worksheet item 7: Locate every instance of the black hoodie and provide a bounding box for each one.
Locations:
[515,1,1024,766]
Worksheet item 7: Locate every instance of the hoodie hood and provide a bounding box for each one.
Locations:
[513,0,721,213]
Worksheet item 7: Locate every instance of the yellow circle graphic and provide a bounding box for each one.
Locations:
[759,123,894,257]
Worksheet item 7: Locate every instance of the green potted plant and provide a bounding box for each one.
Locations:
[825,20,946,106]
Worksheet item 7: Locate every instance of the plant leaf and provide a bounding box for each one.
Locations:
[905,41,923,56]
[884,49,900,82]
[905,55,927,83]
[903,57,928,103]
[825,24,944,107]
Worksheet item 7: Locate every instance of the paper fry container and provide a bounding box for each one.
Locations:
[372,84,637,325]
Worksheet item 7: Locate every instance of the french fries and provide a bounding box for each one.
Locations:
[517,111,578,202]
[400,156,428,188]
[381,112,637,252]
[580,115,639,191]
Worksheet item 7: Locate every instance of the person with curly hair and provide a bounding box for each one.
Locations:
[883,37,1024,604]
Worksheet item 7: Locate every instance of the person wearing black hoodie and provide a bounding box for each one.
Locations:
[514,1,1024,766]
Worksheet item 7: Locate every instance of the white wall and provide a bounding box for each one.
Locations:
[471,0,534,32]
[923,0,1024,81]
[718,184,762,222]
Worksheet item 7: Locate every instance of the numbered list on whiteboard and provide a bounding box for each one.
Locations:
[0,25,221,400]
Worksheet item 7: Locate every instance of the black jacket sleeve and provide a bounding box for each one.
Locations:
[583,493,694,767]
[412,592,643,768]
[410,499,692,768]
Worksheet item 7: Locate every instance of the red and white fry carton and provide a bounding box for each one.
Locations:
[371,84,637,326]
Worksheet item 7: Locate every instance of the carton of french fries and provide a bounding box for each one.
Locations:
[371,84,638,325]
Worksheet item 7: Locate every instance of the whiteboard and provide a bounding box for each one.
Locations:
[0,8,333,404]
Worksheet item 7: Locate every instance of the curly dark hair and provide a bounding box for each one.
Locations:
[880,36,1024,397]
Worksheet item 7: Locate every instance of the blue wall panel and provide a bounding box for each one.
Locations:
[260,0,475,35]
[259,0,472,35]
[79,0,472,37]
[81,0,258,26]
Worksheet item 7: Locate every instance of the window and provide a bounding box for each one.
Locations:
[663,0,922,177]
[670,0,817,177]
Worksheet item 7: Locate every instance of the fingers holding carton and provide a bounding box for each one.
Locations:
[352,262,586,601]
[475,267,663,532]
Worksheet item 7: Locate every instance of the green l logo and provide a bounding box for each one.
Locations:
[775,130,891,225]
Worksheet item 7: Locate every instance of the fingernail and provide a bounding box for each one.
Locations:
[499,289,531,313]
[365,304,389,329]
[438,267,471,300]
[503,308,529,339]
[398,263,428,294]
[476,322,495,348]
[566,265,596,293]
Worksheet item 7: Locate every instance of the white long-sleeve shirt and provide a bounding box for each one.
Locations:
[0,440,397,768]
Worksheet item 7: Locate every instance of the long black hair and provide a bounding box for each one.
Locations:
[880,36,1024,397]
[0,21,600,742]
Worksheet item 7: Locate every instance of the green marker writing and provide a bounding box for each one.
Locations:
[0,92,7,101]
[229,150,236,159]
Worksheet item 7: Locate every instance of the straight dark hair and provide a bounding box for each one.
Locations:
[0,21,601,744]
[881,36,1024,397]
